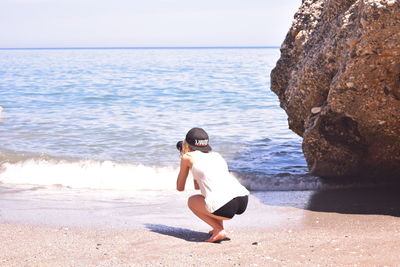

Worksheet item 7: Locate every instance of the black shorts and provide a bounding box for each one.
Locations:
[212,195,248,219]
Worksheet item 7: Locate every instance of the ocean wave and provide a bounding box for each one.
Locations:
[0,156,324,192]
[233,172,323,191]
[0,158,181,191]
[1,157,383,192]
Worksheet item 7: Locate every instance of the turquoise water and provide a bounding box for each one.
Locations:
[0,48,314,191]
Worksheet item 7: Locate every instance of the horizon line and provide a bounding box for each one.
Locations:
[0,45,280,51]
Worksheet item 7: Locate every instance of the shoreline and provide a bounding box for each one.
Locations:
[1,188,400,265]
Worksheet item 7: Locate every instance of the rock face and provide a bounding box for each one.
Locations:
[271,0,400,179]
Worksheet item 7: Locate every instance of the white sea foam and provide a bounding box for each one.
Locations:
[0,159,188,191]
[0,159,367,192]
[0,158,324,192]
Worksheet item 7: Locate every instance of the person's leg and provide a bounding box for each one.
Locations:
[187,195,230,242]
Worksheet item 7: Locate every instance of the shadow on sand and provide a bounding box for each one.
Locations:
[145,224,210,242]
[256,187,400,217]
[306,188,400,217]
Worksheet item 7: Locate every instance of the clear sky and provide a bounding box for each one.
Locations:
[0,0,300,48]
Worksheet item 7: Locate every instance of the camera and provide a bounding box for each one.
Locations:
[176,141,183,152]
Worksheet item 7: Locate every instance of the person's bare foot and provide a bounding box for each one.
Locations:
[205,229,228,243]
[208,230,214,235]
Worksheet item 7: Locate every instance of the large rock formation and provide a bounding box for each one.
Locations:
[271,0,400,179]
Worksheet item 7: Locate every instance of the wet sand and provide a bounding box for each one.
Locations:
[1,187,400,266]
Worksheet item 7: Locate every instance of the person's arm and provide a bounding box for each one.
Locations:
[194,180,200,190]
[176,155,191,191]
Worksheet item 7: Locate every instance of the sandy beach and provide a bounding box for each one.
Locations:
[1,188,400,266]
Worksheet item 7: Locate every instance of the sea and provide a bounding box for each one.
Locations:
[0,47,321,196]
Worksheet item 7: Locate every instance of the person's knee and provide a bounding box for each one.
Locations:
[187,195,196,210]
[187,194,202,211]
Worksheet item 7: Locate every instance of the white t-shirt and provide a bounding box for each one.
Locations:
[189,151,249,213]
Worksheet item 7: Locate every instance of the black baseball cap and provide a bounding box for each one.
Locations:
[185,127,212,152]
